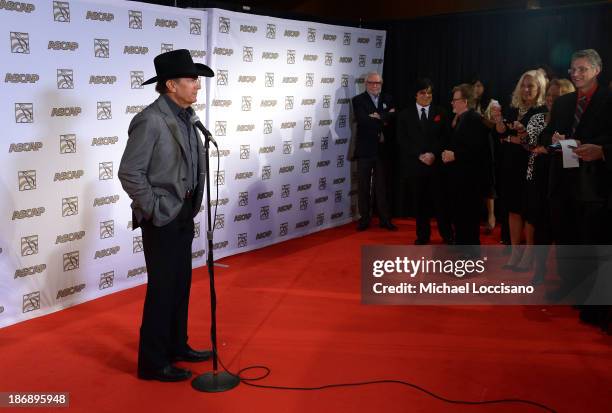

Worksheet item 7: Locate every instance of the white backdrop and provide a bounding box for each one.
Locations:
[0,0,385,328]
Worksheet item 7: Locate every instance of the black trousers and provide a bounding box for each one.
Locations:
[138,198,194,371]
[412,173,453,242]
[357,157,390,222]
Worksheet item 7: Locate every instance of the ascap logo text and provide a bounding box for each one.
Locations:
[9,142,42,152]
[86,11,114,21]
[48,41,78,51]
[56,231,85,244]
[155,18,178,28]
[94,246,120,259]
[15,264,46,279]
[5,73,39,83]
[93,195,119,206]
[51,107,81,117]
[12,207,45,220]
[54,170,84,181]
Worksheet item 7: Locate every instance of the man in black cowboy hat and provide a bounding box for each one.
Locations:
[119,49,215,382]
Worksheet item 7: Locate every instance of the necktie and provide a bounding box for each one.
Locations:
[420,108,427,124]
[571,95,587,137]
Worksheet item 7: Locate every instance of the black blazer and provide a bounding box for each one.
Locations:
[541,86,612,202]
[396,104,450,177]
[352,91,395,159]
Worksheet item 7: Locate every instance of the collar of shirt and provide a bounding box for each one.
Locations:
[368,92,380,106]
[416,103,430,117]
[577,83,598,107]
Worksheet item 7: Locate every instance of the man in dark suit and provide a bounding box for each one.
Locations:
[397,78,453,244]
[119,50,214,382]
[352,72,397,231]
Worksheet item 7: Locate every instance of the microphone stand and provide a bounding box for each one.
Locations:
[191,127,240,393]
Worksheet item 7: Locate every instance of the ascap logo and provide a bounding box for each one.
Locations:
[376,35,383,48]
[86,11,114,21]
[21,235,38,256]
[323,34,337,41]
[359,55,366,67]
[235,171,254,180]
[48,40,79,51]
[266,24,276,39]
[18,170,36,191]
[243,46,253,62]
[257,191,273,200]
[213,241,229,250]
[236,124,255,132]
[130,71,144,89]
[304,117,312,130]
[133,236,143,253]
[210,149,230,157]
[94,39,109,58]
[15,264,45,279]
[339,56,352,63]
[337,155,345,167]
[325,53,333,66]
[299,197,308,210]
[278,204,292,213]
[240,144,250,159]
[301,99,316,106]
[127,220,133,230]
[316,213,325,226]
[283,141,293,154]
[51,106,81,117]
[265,72,274,87]
[281,122,296,129]
[217,70,228,86]
[315,196,329,204]
[240,24,257,33]
[335,138,348,145]
[93,194,119,207]
[160,44,172,53]
[256,230,272,240]
[259,146,274,155]
[284,29,300,37]
[155,18,178,28]
[303,54,317,62]
[321,136,329,150]
[343,32,351,45]
[321,77,334,84]
[334,177,346,184]
[125,105,146,114]
[300,142,314,149]
[62,251,79,271]
[100,220,114,239]
[234,213,252,222]
[287,49,296,64]
[127,266,146,278]
[358,37,370,44]
[263,120,273,134]
[214,214,225,229]
[22,291,40,313]
[214,170,225,185]
[15,103,33,123]
[99,162,113,180]
[261,165,272,180]
[332,212,344,220]
[319,119,332,126]
[219,16,230,33]
[317,160,331,168]
[260,206,270,220]
[60,134,76,153]
[212,99,232,107]
[10,32,29,54]
[260,99,277,108]
[97,101,112,119]
[279,165,294,174]
[305,73,314,87]
[190,18,201,35]
[56,69,74,89]
[194,222,200,238]
[54,170,84,181]
[372,58,383,64]
[285,96,294,110]
[238,75,256,83]
[57,283,86,299]
[192,249,205,259]
[89,75,117,85]
[99,271,114,290]
[301,161,310,174]
[319,177,327,190]
[92,136,118,146]
[9,142,42,153]
[307,28,316,42]
[240,96,252,111]
[335,190,343,203]
[124,46,149,55]
[296,220,309,229]
[337,98,350,105]
[53,1,69,22]
[237,233,248,248]
[190,49,206,58]
[341,74,349,87]
[356,77,365,83]
[5,73,39,83]
[279,222,289,236]
[94,246,120,259]
[338,115,347,128]
[12,207,44,220]
[215,121,226,136]
[129,10,142,29]
[214,47,233,56]
[323,95,331,108]
[281,184,291,198]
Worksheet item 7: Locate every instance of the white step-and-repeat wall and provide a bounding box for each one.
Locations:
[0,0,385,328]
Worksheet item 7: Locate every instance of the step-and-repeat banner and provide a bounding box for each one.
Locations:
[0,0,385,328]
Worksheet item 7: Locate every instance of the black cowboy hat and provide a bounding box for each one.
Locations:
[141,49,214,86]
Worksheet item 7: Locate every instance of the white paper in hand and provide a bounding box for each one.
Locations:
[561,139,579,168]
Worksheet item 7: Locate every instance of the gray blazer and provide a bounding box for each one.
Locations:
[118,96,206,228]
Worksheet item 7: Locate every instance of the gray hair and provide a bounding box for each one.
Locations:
[366,71,382,82]
[571,49,602,71]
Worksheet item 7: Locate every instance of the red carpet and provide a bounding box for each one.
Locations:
[0,219,610,413]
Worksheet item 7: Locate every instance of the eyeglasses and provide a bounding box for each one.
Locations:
[366,81,382,85]
[568,66,593,75]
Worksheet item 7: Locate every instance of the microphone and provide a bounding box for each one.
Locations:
[190,114,218,147]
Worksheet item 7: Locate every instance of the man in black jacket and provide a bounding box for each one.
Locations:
[397,78,453,244]
[352,72,397,231]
